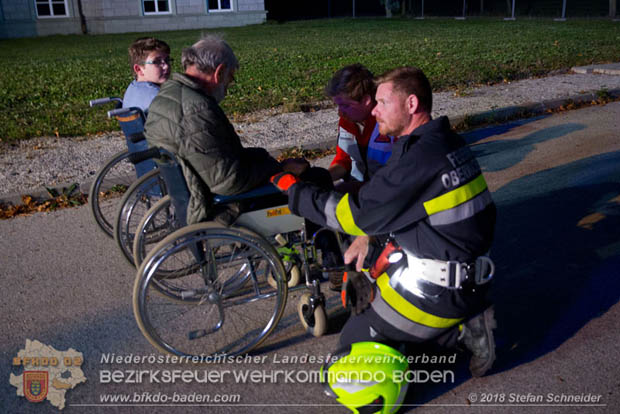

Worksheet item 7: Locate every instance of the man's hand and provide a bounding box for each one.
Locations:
[341,267,374,315]
[344,235,370,272]
[270,172,299,193]
[280,158,310,176]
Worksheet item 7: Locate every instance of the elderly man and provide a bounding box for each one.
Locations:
[272,66,498,381]
[145,35,307,224]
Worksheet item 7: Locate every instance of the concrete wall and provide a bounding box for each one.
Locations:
[88,10,266,35]
[0,0,266,38]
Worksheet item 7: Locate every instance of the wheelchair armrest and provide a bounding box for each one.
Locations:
[213,184,281,205]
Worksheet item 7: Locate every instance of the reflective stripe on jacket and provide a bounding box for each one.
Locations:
[370,267,464,340]
[330,116,393,182]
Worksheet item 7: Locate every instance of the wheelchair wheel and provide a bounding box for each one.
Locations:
[114,169,166,266]
[297,292,327,337]
[133,222,288,357]
[133,195,181,269]
[89,150,134,237]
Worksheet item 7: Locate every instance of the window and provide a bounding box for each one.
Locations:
[208,0,232,12]
[35,0,68,18]
[143,0,171,15]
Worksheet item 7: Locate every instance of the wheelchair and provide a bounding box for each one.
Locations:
[132,148,342,357]
[113,151,167,267]
[88,98,159,237]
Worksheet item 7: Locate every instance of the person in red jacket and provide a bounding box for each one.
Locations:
[326,64,395,194]
[320,64,398,289]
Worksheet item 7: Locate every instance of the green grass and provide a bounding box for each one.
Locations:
[1,17,619,141]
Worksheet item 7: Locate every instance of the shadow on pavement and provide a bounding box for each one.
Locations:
[470,122,587,172]
[461,116,546,146]
[489,150,620,373]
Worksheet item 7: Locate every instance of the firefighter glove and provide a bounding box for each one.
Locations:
[270,172,299,192]
[341,268,374,315]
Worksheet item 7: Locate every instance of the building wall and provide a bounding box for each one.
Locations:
[0,0,267,38]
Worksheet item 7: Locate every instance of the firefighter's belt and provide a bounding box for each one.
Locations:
[405,251,494,289]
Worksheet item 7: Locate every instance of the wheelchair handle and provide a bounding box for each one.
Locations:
[107,108,132,119]
[128,147,161,165]
[89,97,122,107]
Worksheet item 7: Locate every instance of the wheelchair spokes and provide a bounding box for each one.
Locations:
[134,224,288,357]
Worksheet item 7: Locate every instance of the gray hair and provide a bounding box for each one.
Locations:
[181,34,239,74]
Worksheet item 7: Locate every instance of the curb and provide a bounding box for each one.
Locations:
[2,87,620,207]
[571,64,620,76]
[450,88,620,131]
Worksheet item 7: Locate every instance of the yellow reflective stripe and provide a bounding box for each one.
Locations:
[423,174,488,216]
[335,193,367,236]
[376,274,462,329]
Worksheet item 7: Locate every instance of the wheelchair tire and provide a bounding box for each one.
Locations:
[89,149,134,237]
[133,195,180,269]
[133,222,288,357]
[297,292,327,337]
[114,169,166,267]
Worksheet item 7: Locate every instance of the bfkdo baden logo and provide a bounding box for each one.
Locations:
[10,339,87,410]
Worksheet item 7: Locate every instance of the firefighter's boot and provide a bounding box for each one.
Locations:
[459,306,497,377]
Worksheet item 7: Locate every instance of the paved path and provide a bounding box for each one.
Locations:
[1,102,619,413]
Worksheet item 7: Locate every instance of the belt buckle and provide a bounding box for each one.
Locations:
[447,261,467,289]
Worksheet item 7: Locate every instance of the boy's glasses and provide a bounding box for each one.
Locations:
[142,58,173,66]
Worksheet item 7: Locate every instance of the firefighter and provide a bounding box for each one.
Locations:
[271,66,498,391]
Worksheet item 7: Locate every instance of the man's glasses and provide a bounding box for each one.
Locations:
[142,58,173,66]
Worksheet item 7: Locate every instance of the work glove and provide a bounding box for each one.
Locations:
[341,265,374,315]
[270,172,299,193]
[369,241,403,279]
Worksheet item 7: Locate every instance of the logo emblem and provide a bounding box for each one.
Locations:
[24,371,49,403]
[267,206,291,217]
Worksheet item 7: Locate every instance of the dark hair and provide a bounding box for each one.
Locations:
[181,34,239,74]
[128,37,170,76]
[375,66,433,113]
[325,63,375,102]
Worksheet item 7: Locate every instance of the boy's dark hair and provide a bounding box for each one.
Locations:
[128,37,171,77]
[325,63,375,102]
[375,66,433,114]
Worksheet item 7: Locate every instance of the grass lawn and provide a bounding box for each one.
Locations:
[1,17,618,142]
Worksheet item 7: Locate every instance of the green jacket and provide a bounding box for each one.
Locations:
[144,73,281,224]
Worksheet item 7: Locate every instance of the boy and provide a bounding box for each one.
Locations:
[123,37,171,114]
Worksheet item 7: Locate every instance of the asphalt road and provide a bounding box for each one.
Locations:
[1,102,619,413]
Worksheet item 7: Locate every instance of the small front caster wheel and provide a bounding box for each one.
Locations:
[269,264,301,288]
[297,292,327,337]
